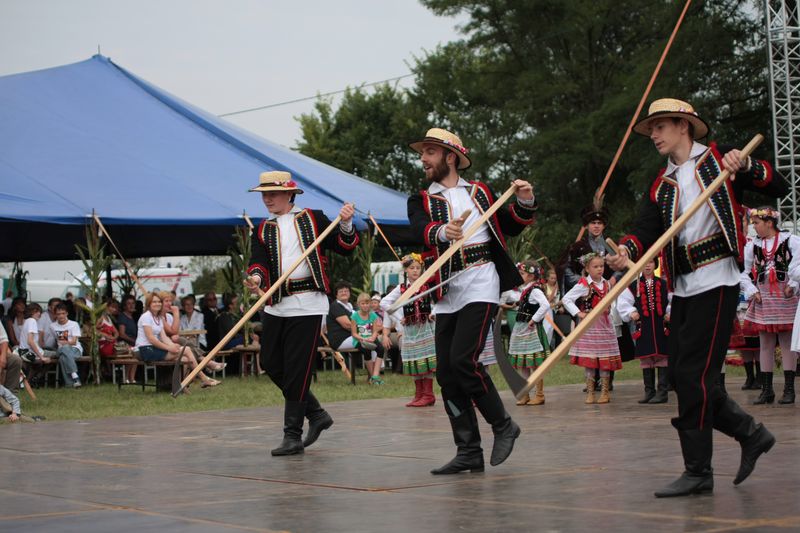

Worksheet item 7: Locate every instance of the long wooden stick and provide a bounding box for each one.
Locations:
[517,135,763,398]
[174,214,344,396]
[320,332,352,381]
[391,184,519,310]
[19,370,37,401]
[387,268,470,312]
[93,214,149,297]
[368,214,402,262]
[576,0,693,242]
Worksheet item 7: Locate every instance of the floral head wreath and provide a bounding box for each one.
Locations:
[749,207,780,222]
[515,262,542,277]
[579,251,605,267]
[402,253,423,267]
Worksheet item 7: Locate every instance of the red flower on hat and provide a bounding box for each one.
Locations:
[285,180,297,188]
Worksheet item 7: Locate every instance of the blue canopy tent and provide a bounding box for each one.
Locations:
[0,55,411,261]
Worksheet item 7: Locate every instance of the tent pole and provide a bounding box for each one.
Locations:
[93,214,148,297]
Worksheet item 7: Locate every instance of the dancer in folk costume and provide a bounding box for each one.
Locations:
[507,261,551,406]
[381,253,437,407]
[245,171,359,456]
[608,98,788,497]
[740,206,800,405]
[727,208,762,390]
[562,252,622,404]
[407,128,536,474]
[618,258,672,404]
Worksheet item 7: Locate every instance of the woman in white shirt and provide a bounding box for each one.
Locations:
[135,292,220,388]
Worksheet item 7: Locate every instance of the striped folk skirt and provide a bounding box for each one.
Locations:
[569,313,622,371]
[508,320,550,370]
[400,319,437,376]
[744,280,799,332]
[477,326,497,366]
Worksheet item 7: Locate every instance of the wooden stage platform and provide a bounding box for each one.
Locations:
[1,377,798,532]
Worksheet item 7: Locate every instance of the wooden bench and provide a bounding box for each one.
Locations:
[27,355,94,388]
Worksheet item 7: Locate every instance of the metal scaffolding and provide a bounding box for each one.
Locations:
[766,0,800,233]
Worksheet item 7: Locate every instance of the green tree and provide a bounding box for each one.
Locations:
[297,0,768,263]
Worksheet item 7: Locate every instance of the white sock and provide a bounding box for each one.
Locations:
[71,372,79,379]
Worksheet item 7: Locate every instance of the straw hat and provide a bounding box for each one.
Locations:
[633,98,709,139]
[409,128,472,170]
[248,171,304,194]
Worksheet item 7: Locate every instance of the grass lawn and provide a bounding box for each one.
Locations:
[12,358,749,422]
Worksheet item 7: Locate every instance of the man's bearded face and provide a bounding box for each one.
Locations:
[421,145,452,183]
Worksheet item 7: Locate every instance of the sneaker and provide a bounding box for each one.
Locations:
[361,340,378,350]
[73,381,82,389]
[369,376,385,385]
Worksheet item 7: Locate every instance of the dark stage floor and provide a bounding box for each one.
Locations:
[1,377,798,532]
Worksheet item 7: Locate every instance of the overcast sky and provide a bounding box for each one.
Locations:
[0,0,465,279]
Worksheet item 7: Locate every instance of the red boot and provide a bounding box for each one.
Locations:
[416,377,436,407]
[406,379,423,407]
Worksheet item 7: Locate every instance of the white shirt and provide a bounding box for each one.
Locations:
[38,312,57,349]
[561,276,608,317]
[429,178,499,313]
[379,286,413,334]
[519,283,550,323]
[262,207,329,318]
[135,311,164,348]
[20,317,39,352]
[50,320,83,354]
[180,310,206,346]
[740,232,800,299]
[669,142,740,297]
[0,321,8,345]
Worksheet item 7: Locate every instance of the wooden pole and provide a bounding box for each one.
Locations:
[368,214,402,262]
[174,215,344,396]
[575,0,693,242]
[517,135,763,399]
[391,184,519,310]
[93,214,149,297]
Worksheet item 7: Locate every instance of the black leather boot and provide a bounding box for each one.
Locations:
[608,370,615,391]
[754,361,763,389]
[431,402,484,475]
[717,373,727,396]
[303,392,333,448]
[741,361,757,390]
[473,386,521,466]
[654,428,714,497]
[648,367,668,404]
[733,423,776,485]
[753,372,775,405]
[778,370,795,405]
[271,401,306,456]
[638,368,656,404]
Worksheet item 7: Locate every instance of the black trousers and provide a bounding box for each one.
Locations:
[668,284,754,436]
[435,302,497,410]
[260,313,321,402]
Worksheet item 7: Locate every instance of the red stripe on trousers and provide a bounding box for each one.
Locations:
[470,304,492,394]
[699,289,724,429]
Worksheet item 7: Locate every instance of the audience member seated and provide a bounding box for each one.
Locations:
[217,292,244,349]
[0,321,22,394]
[96,302,119,359]
[134,292,221,386]
[326,281,355,352]
[18,303,56,387]
[158,291,181,342]
[3,297,25,347]
[201,292,220,350]
[37,297,61,353]
[0,384,20,422]
[50,304,84,388]
[64,291,77,321]
[351,292,385,384]
[179,294,206,348]
[1,290,12,318]
[116,295,139,383]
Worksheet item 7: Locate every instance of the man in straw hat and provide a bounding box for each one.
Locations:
[244,171,358,456]
[407,128,537,474]
[607,98,788,497]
